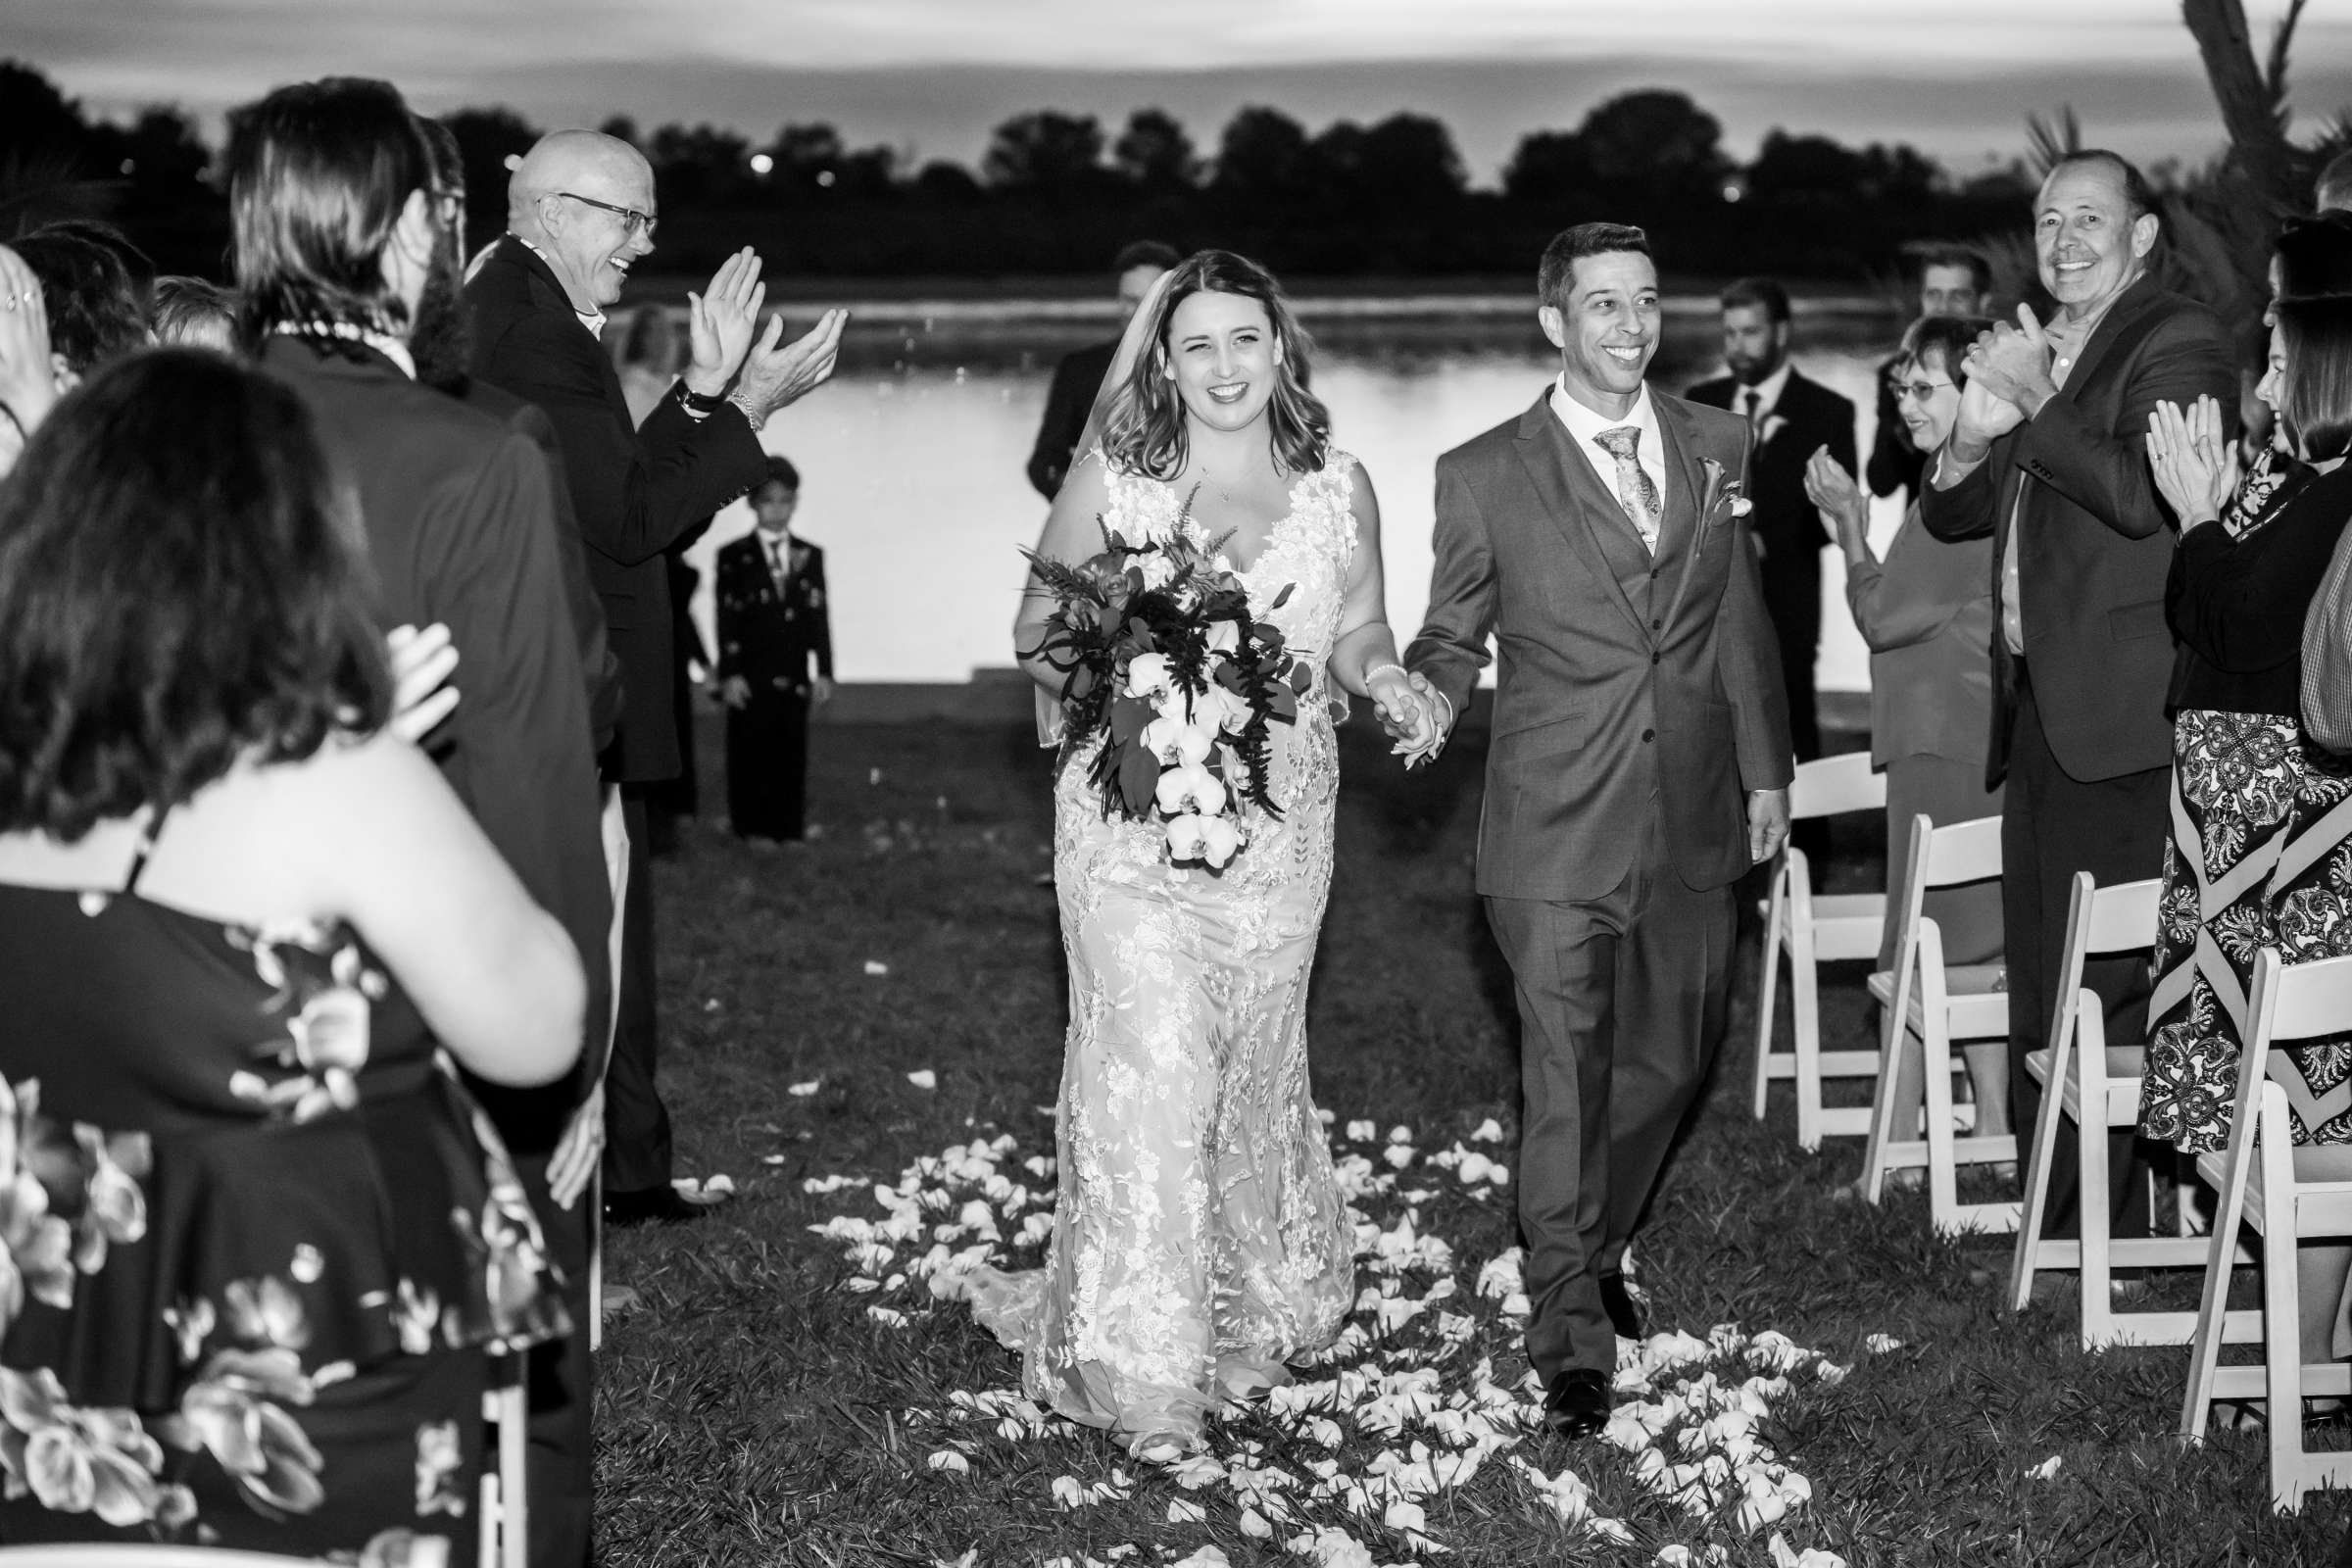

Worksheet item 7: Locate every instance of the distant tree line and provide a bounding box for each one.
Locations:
[3,58,2040,283]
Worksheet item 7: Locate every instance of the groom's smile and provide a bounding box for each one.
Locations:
[1539,247,1662,419]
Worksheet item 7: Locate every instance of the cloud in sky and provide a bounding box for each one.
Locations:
[21,1,2352,179]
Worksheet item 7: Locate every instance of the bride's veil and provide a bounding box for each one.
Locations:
[1029,267,1180,748]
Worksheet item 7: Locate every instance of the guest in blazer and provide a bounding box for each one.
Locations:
[1687,276,1858,763]
[1405,223,1792,1443]
[1920,149,2237,1237]
[1806,315,2009,1163]
[1025,241,1178,499]
[465,126,846,1227]
[717,457,835,843]
[231,79,610,1568]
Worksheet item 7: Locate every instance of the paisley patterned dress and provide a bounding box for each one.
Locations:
[967,455,1359,1456]
[0,842,567,1560]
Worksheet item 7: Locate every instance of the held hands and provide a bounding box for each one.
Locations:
[684,248,765,396]
[813,675,836,705]
[1800,447,1868,554]
[1748,788,1791,865]
[1963,305,2057,416]
[733,308,849,424]
[2146,395,2236,531]
[719,674,752,710]
[1949,374,2025,460]
[1368,665,1446,768]
[385,623,460,743]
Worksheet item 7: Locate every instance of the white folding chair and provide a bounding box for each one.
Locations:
[482,1350,530,1568]
[1751,752,1888,1151]
[2180,947,2352,1511]
[1861,813,2016,1235]
[2010,873,2259,1347]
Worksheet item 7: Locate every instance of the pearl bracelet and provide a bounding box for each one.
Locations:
[1363,662,1409,690]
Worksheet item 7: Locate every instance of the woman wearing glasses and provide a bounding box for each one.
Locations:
[1804,314,2010,1162]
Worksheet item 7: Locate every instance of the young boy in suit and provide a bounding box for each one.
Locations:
[715,456,834,843]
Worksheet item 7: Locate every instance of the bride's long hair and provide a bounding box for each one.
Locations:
[1096,250,1329,481]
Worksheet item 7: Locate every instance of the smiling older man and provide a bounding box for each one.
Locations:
[1920,148,2234,1245]
[466,129,847,1237]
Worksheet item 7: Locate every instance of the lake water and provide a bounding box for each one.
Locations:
[680,298,1911,695]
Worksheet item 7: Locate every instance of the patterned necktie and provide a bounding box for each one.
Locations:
[1593,425,1662,550]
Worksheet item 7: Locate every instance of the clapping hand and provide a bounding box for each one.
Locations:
[1368,665,1445,769]
[733,308,849,424]
[385,622,460,743]
[1800,447,1868,555]
[0,244,57,461]
[2146,395,2236,531]
[684,247,765,396]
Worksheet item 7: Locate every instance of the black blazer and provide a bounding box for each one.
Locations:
[1027,338,1115,499]
[1685,367,1858,569]
[258,336,611,1103]
[1921,274,2237,783]
[715,534,834,700]
[1405,388,1792,900]
[466,237,768,782]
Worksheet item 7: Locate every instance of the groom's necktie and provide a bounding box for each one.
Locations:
[1593,426,1661,552]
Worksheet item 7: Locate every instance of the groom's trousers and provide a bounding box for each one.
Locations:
[1486,796,1737,1383]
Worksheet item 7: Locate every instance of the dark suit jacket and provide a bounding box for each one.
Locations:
[466,236,768,782]
[1027,339,1115,499]
[715,534,834,699]
[452,376,624,755]
[1920,274,2236,784]
[259,336,611,1107]
[1405,388,1794,901]
[1685,367,1857,571]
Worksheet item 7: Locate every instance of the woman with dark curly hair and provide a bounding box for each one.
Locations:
[978,252,1439,1460]
[0,348,583,1557]
[2135,214,2352,1372]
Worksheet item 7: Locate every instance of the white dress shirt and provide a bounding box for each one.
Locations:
[1548,376,1670,521]
[1734,360,1794,437]
[516,237,607,339]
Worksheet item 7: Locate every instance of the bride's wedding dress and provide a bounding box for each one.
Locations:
[963,453,1359,1457]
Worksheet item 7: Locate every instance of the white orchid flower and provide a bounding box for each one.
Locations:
[1123,651,1175,702]
[1141,714,1215,766]
[1154,761,1227,817]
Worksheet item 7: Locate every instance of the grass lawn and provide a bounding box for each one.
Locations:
[593,712,2349,1567]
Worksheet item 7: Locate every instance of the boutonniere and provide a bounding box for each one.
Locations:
[1698,458,1753,527]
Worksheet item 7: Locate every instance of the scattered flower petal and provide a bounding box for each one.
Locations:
[907,1070,938,1090]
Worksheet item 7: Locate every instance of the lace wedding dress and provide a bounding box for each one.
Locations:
[964,454,1360,1456]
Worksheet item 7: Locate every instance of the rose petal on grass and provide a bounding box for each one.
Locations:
[1239,1507,1274,1539]
[788,1079,822,1097]
[907,1070,938,1090]
[1346,1119,1378,1143]
[864,960,890,977]
[1165,1498,1206,1524]
[926,1449,968,1474]
[1168,1550,1232,1568]
[1470,1117,1505,1142]
[2028,1455,2062,1480]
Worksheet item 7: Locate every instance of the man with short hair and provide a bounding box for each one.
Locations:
[1921,147,2236,1238]
[230,76,611,1568]
[2318,147,2352,213]
[466,129,846,1229]
[1686,277,1857,763]
[1867,244,1991,502]
[1025,239,1180,497]
[1406,222,1791,1443]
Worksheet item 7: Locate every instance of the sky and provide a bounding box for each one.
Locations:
[15,0,2352,181]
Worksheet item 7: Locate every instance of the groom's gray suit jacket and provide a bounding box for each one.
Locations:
[1407,386,1794,899]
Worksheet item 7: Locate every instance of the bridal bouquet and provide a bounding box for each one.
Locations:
[1022,499,1304,871]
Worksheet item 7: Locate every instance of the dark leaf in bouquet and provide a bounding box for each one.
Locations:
[1065,662,1097,702]
[1263,684,1298,723]
[1108,695,1153,746]
[1115,738,1160,815]
[1268,582,1296,611]
[1288,662,1312,696]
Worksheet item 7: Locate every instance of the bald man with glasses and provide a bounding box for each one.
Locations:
[466,129,848,1233]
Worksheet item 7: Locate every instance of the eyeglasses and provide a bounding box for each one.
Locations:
[554,190,657,239]
[1892,377,1955,403]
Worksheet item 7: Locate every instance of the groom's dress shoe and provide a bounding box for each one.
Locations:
[1598,1271,1644,1341]
[1544,1368,1611,1440]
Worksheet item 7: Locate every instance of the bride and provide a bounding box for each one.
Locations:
[964,249,1442,1460]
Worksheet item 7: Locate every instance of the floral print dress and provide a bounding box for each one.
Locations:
[0,866,568,1560]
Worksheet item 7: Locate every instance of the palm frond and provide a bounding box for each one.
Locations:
[2023,106,2082,179]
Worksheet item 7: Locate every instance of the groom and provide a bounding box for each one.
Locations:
[1403,222,1792,1440]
